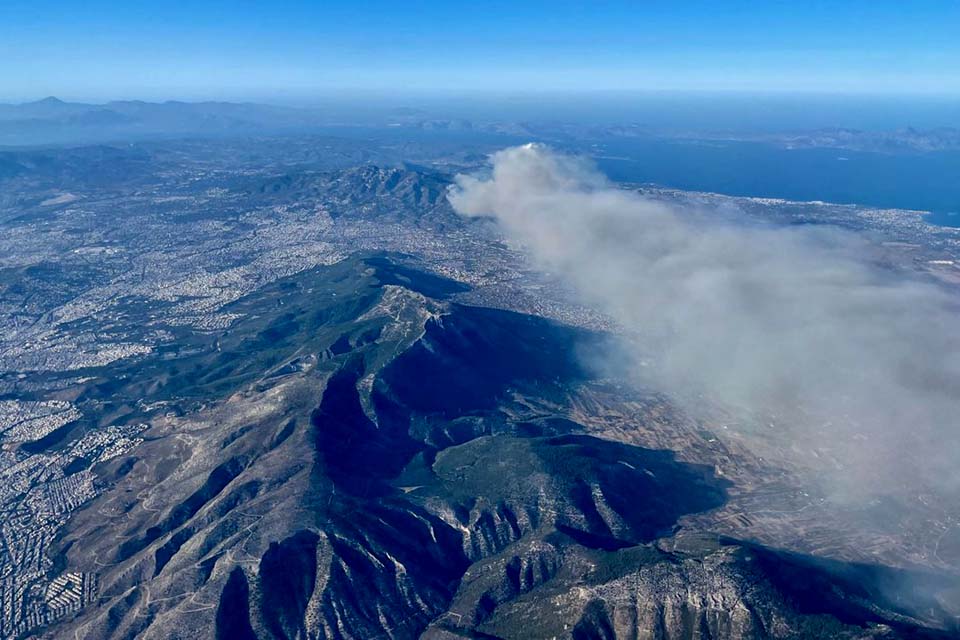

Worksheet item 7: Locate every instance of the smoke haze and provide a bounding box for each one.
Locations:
[449,144,960,499]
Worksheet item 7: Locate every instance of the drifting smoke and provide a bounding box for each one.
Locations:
[449,143,960,499]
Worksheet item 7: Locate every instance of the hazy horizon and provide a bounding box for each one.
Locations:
[2,90,959,133]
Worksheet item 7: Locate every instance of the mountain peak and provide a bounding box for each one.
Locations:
[29,96,66,106]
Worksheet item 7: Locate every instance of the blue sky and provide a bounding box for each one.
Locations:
[2,0,959,101]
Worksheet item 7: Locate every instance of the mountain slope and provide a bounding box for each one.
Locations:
[38,256,957,639]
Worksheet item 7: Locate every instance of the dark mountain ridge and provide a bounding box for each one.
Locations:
[245,164,458,227]
[35,257,958,639]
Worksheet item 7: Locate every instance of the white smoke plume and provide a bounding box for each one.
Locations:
[449,143,960,500]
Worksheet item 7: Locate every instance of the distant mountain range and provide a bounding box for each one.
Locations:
[2,97,959,154]
[0,96,542,146]
[0,97,337,145]
[0,96,293,123]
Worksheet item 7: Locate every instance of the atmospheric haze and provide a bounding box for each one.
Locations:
[449,143,960,501]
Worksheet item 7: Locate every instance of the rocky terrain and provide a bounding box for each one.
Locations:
[29,257,957,639]
[0,138,957,638]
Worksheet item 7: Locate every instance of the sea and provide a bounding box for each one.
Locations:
[591,138,960,226]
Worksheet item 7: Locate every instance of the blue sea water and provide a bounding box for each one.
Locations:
[285,121,960,227]
[592,139,960,226]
